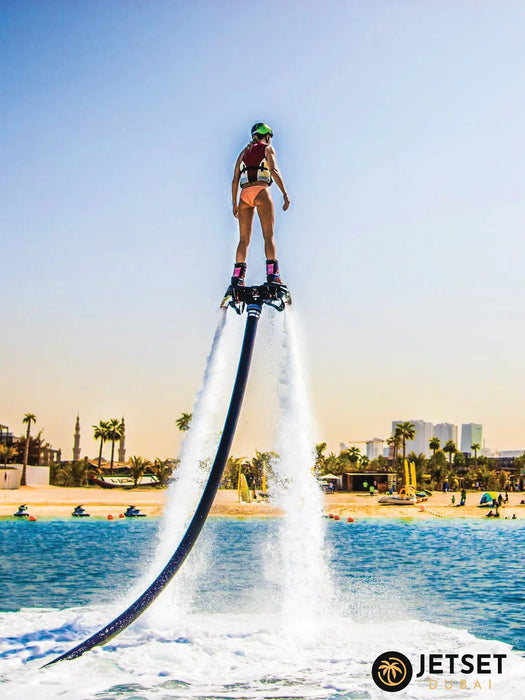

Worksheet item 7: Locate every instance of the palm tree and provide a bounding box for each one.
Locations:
[21,413,36,486]
[315,442,327,476]
[105,418,124,474]
[225,455,244,489]
[93,420,109,470]
[347,446,361,470]
[395,421,416,463]
[471,442,481,470]
[129,455,149,487]
[153,457,174,486]
[443,439,457,468]
[429,435,440,470]
[176,412,192,432]
[386,434,400,471]
[0,444,18,467]
[360,454,370,469]
[251,450,277,492]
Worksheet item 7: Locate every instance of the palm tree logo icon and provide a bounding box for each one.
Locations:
[372,651,413,692]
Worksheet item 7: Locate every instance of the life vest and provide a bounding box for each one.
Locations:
[239,141,272,187]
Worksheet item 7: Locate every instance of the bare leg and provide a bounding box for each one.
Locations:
[236,201,255,262]
[254,188,276,259]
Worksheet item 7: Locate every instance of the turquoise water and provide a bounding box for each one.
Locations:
[1,517,523,652]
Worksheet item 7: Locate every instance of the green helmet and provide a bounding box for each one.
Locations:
[251,122,273,138]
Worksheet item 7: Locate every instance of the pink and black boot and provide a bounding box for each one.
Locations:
[231,262,247,288]
[266,259,283,285]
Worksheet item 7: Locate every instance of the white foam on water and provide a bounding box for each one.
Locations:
[137,309,243,626]
[2,607,524,700]
[265,309,333,638]
[4,309,524,698]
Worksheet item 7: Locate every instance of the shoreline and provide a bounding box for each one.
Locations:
[1,486,524,520]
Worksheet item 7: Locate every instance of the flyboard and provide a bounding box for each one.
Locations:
[43,282,291,667]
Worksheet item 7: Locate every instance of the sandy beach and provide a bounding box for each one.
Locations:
[1,486,524,519]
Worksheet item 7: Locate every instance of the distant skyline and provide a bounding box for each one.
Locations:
[2,413,522,464]
[3,2,525,459]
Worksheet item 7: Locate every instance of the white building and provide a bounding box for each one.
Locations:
[460,423,483,454]
[432,422,458,447]
[392,420,434,457]
[366,438,384,460]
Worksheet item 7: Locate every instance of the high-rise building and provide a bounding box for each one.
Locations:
[366,438,384,460]
[460,423,483,454]
[392,420,434,457]
[432,422,458,447]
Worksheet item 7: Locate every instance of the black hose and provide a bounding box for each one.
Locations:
[43,304,262,667]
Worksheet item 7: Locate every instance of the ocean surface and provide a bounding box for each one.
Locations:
[0,516,524,699]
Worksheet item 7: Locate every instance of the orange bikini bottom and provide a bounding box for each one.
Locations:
[240,185,267,207]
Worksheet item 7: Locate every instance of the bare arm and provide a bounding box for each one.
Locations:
[265,145,290,211]
[231,150,244,219]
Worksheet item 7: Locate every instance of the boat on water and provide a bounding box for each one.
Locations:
[90,474,159,489]
[378,460,428,506]
[378,493,417,505]
[13,505,29,518]
[72,505,90,517]
[124,505,147,518]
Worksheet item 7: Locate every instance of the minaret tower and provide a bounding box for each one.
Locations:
[73,415,81,461]
[118,417,126,463]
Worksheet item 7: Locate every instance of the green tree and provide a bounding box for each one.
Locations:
[251,450,277,491]
[106,418,125,474]
[395,421,416,463]
[315,442,327,476]
[93,420,109,470]
[471,443,481,470]
[0,444,18,467]
[360,454,370,469]
[386,434,400,471]
[223,456,245,489]
[347,446,361,470]
[21,413,37,486]
[129,455,149,487]
[429,436,440,470]
[454,451,466,467]
[153,458,174,486]
[53,460,90,487]
[176,412,192,432]
[430,450,447,489]
[443,439,457,468]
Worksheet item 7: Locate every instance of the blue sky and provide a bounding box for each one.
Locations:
[2,1,525,460]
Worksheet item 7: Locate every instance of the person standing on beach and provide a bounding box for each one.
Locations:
[228,122,290,291]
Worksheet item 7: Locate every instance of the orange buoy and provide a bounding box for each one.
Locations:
[28,515,37,521]
[119,513,125,519]
[107,514,114,520]
[334,514,340,521]
[328,513,334,519]
[347,516,354,523]
[419,505,426,512]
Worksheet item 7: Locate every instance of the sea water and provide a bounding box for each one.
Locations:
[1,310,524,698]
[0,517,524,699]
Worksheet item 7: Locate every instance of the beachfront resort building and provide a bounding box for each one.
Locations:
[460,423,483,454]
[433,422,458,446]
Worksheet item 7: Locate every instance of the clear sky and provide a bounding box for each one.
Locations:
[2,1,525,461]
